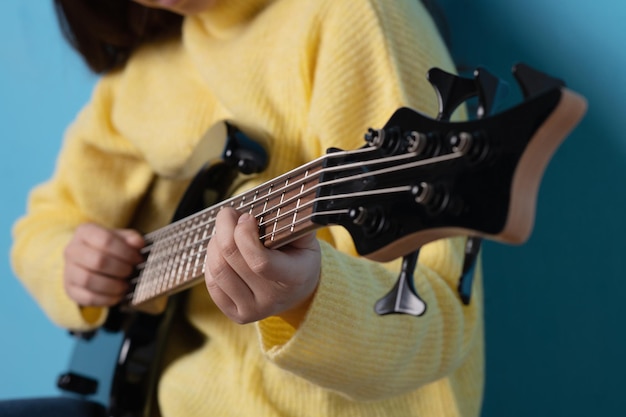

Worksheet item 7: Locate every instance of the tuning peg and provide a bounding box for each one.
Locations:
[512,63,565,99]
[427,68,477,121]
[348,206,388,237]
[411,182,448,214]
[427,66,509,121]
[474,67,509,118]
[375,250,427,316]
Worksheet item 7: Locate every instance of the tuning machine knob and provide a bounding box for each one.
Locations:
[348,206,388,237]
[364,127,401,150]
[448,130,489,163]
[411,182,463,217]
[411,182,448,214]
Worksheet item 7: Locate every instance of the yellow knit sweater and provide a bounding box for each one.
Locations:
[11,0,484,416]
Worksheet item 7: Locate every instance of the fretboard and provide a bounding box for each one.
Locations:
[128,158,326,308]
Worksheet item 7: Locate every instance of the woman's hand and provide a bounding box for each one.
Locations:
[204,208,321,326]
[63,223,145,307]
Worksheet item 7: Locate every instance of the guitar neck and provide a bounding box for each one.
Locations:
[128,156,329,308]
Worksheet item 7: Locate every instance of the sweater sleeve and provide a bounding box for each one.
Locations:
[10,74,155,332]
[257,0,483,400]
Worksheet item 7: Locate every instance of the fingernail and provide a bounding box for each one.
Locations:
[238,213,253,224]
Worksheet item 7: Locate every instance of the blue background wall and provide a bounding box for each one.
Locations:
[1,1,624,416]
[1,0,96,401]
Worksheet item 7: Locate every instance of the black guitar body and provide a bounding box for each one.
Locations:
[57,125,268,417]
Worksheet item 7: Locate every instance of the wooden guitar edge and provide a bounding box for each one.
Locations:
[498,88,587,244]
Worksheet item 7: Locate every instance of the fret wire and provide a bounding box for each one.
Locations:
[167,228,184,292]
[271,177,289,241]
[135,235,161,302]
[263,183,272,225]
[173,222,189,287]
[147,239,160,300]
[250,190,259,215]
[153,237,167,298]
[162,233,176,294]
[184,216,203,284]
[186,215,199,281]
[292,169,309,232]
[182,215,195,284]
[200,209,215,278]
[174,216,198,288]
[186,215,199,276]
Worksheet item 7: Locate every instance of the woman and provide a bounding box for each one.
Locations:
[9,0,484,416]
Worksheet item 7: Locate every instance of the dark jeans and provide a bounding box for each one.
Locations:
[0,397,106,417]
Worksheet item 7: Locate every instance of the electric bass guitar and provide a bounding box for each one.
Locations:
[57,64,587,417]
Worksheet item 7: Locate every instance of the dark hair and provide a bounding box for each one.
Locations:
[54,0,183,74]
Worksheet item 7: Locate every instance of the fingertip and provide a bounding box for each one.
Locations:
[236,213,260,238]
[131,234,146,248]
[237,212,254,224]
[233,213,263,251]
[121,229,145,248]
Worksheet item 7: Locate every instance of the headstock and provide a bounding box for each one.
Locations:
[311,64,587,315]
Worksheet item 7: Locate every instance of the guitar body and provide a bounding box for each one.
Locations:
[55,64,586,417]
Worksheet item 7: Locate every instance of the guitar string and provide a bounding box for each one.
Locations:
[133,145,410,268]
[127,150,463,304]
[128,151,352,303]
[142,146,377,240]
[128,150,464,302]
[138,144,443,258]
[127,187,413,303]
